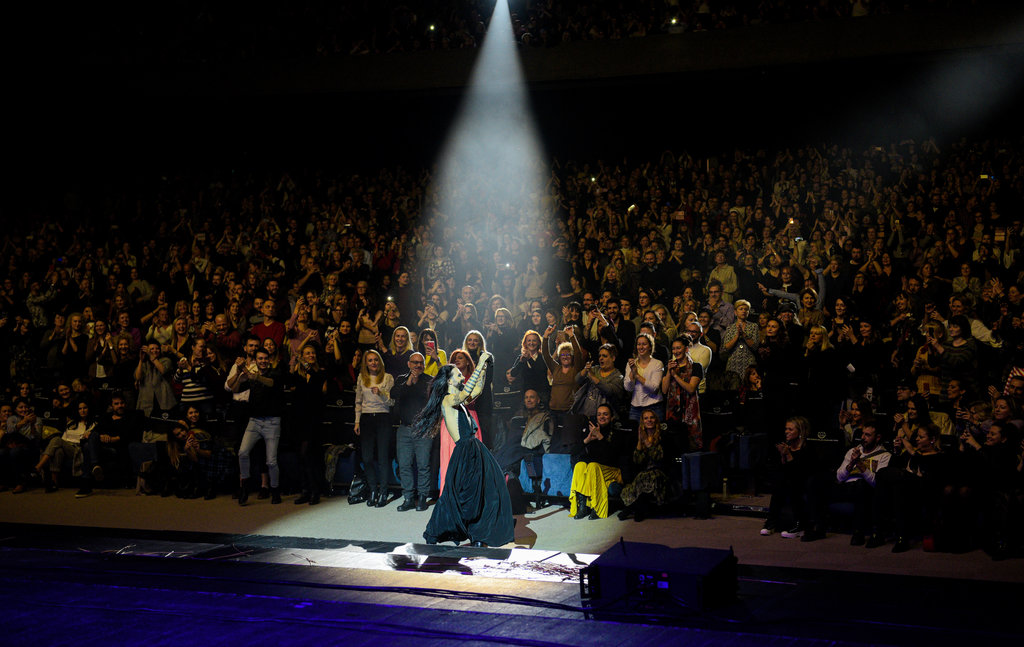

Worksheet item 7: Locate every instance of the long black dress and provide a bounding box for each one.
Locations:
[424,404,515,547]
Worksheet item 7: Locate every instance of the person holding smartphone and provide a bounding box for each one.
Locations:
[416,328,447,377]
[540,323,586,427]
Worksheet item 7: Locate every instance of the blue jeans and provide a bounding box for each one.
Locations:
[629,402,664,423]
[80,431,112,480]
[238,416,281,488]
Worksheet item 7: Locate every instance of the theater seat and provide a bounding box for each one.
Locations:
[518,453,573,497]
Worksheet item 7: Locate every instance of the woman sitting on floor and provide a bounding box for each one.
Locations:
[617,409,669,522]
[569,404,627,520]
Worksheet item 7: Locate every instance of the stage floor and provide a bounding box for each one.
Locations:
[2,487,1022,646]
[1,486,1019,583]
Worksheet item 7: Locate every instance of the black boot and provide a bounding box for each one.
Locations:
[368,488,380,507]
[237,479,249,506]
[270,487,281,504]
[397,498,416,512]
[376,488,390,507]
[633,499,648,522]
[531,478,544,509]
[416,495,428,511]
[573,493,591,520]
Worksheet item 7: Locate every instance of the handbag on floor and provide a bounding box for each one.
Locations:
[347,473,369,505]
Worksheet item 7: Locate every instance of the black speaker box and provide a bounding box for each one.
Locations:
[580,542,736,617]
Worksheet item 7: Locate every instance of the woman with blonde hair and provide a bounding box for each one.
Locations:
[164,316,193,364]
[507,329,548,399]
[761,416,814,537]
[802,324,840,440]
[722,299,759,389]
[652,304,678,341]
[541,324,586,418]
[617,409,668,521]
[805,324,833,353]
[354,349,395,507]
[377,325,413,377]
[461,330,495,446]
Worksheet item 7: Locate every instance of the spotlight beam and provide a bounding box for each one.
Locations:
[428,0,547,257]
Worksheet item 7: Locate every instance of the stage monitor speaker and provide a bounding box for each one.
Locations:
[580,541,736,618]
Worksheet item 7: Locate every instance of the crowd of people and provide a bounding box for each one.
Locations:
[87,1,995,65]
[0,133,1023,557]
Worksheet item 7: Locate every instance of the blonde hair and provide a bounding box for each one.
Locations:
[462,329,486,352]
[787,416,811,443]
[172,316,189,337]
[555,341,574,359]
[360,349,386,387]
[807,325,832,351]
[635,332,655,357]
[923,322,946,344]
[638,410,662,447]
[520,330,541,356]
[494,307,514,328]
[388,326,411,355]
[65,312,83,334]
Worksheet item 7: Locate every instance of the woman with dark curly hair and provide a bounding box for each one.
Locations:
[415,352,513,547]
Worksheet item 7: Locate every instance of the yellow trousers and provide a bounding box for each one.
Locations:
[568,461,622,519]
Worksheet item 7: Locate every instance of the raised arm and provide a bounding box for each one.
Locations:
[449,350,491,406]
[540,327,556,371]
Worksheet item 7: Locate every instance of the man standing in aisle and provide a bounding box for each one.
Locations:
[393,352,432,511]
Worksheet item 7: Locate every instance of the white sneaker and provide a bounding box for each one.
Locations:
[759,525,774,536]
[780,524,804,538]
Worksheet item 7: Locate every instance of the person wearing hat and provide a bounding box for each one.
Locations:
[777,301,806,347]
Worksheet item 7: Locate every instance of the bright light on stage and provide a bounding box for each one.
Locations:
[427,0,548,251]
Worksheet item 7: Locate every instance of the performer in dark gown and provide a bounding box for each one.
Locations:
[413,351,514,547]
